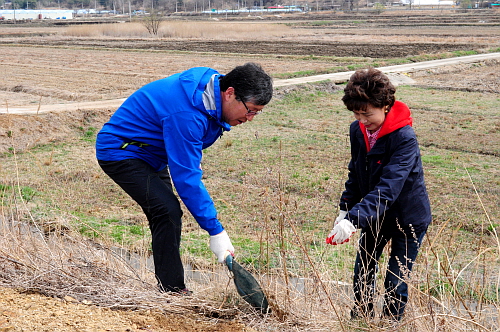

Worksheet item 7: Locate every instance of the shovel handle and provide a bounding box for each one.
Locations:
[224,250,234,271]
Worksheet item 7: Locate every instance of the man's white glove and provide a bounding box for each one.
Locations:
[334,210,348,226]
[209,230,235,263]
[326,219,356,245]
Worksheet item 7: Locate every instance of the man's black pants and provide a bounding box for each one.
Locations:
[98,159,185,292]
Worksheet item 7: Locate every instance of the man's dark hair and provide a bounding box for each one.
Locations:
[219,62,273,106]
[342,68,396,112]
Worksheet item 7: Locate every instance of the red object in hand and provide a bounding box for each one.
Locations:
[325,219,356,245]
[326,235,350,245]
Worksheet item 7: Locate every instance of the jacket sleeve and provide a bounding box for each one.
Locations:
[340,123,363,211]
[162,111,224,236]
[340,160,363,212]
[347,132,419,229]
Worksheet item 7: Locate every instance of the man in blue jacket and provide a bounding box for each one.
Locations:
[96,63,273,294]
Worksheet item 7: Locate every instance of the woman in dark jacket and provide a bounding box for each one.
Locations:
[326,68,432,321]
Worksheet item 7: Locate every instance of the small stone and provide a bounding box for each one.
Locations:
[63,296,78,303]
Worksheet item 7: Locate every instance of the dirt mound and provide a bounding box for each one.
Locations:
[0,109,113,153]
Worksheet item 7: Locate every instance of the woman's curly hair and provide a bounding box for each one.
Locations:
[342,68,396,112]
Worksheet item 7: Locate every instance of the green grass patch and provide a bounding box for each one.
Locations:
[79,126,98,142]
[71,213,150,245]
[0,184,38,203]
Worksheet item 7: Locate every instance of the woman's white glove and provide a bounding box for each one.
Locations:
[334,210,348,226]
[209,230,235,263]
[326,219,356,245]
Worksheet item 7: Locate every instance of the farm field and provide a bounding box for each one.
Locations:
[0,9,500,332]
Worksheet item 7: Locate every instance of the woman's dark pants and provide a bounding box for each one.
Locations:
[351,223,426,321]
[98,159,185,292]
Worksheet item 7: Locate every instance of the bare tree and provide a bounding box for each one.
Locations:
[373,1,384,13]
[141,10,163,36]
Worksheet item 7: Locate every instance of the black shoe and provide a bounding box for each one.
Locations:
[176,288,193,296]
[159,285,193,296]
[350,306,374,320]
[377,317,400,328]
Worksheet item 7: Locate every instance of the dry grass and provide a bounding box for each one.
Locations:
[0,216,246,321]
[63,21,295,39]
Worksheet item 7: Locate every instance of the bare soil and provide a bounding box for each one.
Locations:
[0,287,251,332]
[411,59,500,93]
[0,11,499,332]
[6,36,485,57]
[1,58,498,155]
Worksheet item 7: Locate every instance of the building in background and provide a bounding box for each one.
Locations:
[400,0,454,5]
[0,9,74,20]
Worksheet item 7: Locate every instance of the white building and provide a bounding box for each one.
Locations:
[400,0,455,5]
[0,9,74,20]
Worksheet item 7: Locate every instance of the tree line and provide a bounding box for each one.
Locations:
[2,0,280,14]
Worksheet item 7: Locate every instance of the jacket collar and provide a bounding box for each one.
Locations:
[359,101,412,151]
[202,74,231,131]
[179,67,231,132]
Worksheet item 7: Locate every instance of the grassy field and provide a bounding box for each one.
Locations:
[0,13,499,331]
[1,80,499,330]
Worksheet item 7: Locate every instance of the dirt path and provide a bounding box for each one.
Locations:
[275,52,500,86]
[3,52,499,115]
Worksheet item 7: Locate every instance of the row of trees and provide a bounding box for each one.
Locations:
[1,0,283,13]
[2,0,491,17]
[2,0,383,15]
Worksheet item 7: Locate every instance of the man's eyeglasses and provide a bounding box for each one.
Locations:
[241,100,262,116]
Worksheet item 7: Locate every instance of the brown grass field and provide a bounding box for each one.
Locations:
[0,9,499,332]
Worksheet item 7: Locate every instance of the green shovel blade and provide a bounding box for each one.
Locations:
[225,254,269,313]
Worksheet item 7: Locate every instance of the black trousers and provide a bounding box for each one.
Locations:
[98,159,185,292]
[352,222,426,321]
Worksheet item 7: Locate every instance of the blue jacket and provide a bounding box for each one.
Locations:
[340,101,432,234]
[96,67,231,235]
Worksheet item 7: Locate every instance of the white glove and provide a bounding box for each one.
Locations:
[334,210,348,226]
[209,230,235,263]
[326,219,356,245]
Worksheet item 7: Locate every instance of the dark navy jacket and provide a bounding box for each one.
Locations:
[340,101,432,234]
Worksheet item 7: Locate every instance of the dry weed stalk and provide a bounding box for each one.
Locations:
[239,144,500,331]
[0,215,242,318]
[0,146,240,321]
[401,167,500,331]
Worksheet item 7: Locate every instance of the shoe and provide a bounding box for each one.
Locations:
[176,288,193,296]
[351,306,374,320]
[158,285,193,296]
[168,288,193,296]
[377,317,399,329]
